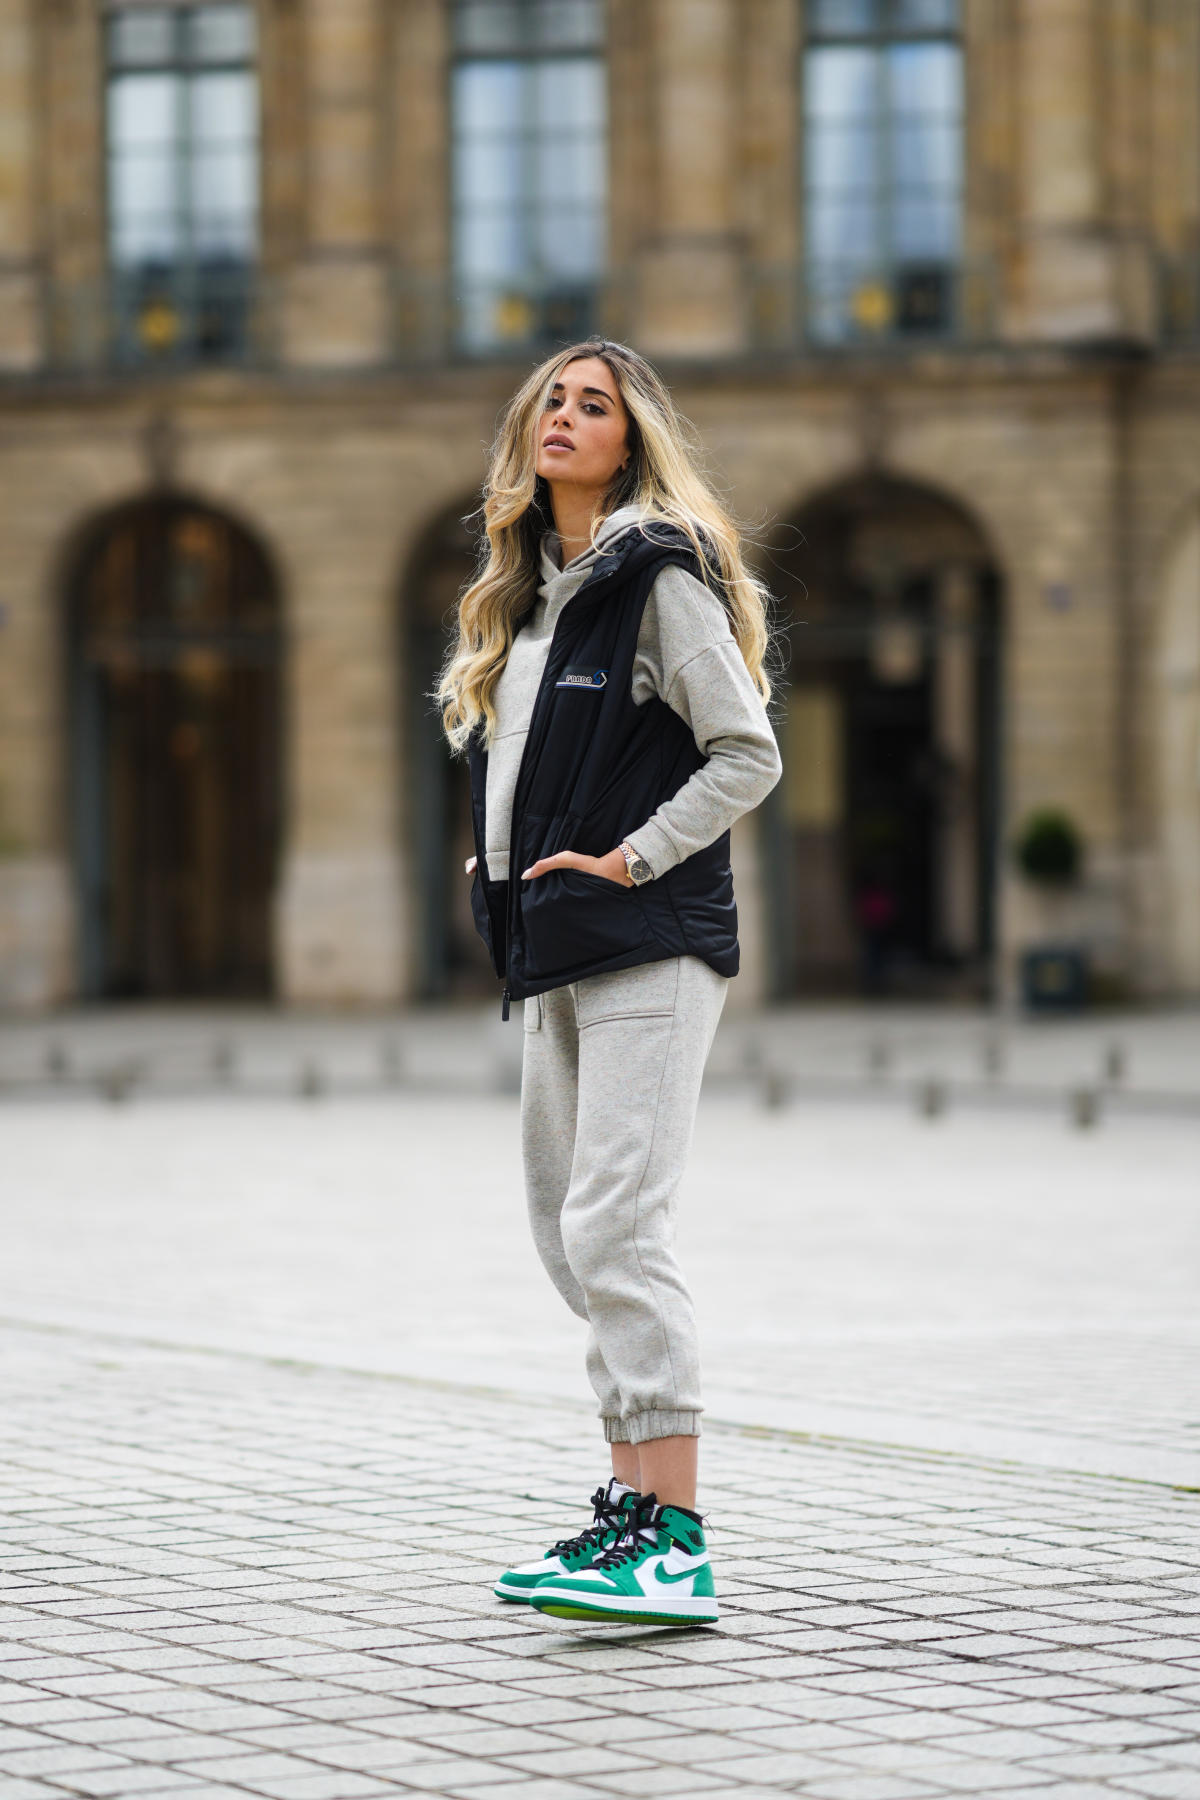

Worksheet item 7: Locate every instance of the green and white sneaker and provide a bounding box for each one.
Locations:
[493,1478,638,1604]
[530,1492,718,1626]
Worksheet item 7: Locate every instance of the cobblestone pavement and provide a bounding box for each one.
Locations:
[3,1321,1200,1800]
[3,1082,1199,1798]
[3,1094,1198,1485]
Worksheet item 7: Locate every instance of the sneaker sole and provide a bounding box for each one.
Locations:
[532,1593,719,1626]
[493,1580,539,1603]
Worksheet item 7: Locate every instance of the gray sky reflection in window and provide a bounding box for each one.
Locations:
[106,4,259,272]
[804,0,962,339]
[451,0,606,351]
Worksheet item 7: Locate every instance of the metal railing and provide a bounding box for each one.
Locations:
[1159,253,1200,346]
[749,255,1001,354]
[43,262,276,375]
[29,254,1017,377]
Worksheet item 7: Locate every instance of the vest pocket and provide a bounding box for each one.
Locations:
[520,866,654,978]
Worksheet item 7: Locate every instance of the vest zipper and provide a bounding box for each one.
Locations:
[496,542,629,1019]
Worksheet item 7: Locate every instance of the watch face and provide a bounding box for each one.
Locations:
[629,857,653,885]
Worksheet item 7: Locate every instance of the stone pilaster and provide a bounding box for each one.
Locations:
[933,566,979,960]
[0,0,41,370]
[635,0,746,357]
[1012,0,1152,343]
[390,0,449,360]
[42,0,105,368]
[281,0,390,368]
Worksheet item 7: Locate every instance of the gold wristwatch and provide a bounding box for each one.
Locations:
[619,840,654,886]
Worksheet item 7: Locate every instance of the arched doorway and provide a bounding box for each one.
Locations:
[1154,501,1200,994]
[67,497,283,999]
[765,473,1003,998]
[401,500,492,1000]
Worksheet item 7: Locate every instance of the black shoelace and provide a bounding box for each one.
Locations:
[550,1484,628,1560]
[589,1491,660,1572]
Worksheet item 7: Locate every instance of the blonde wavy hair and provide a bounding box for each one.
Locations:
[436,337,777,754]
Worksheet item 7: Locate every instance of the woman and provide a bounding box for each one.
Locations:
[436,337,781,1626]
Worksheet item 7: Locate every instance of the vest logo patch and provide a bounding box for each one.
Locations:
[556,665,609,690]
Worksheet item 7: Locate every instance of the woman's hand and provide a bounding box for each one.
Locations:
[521,847,631,886]
[464,854,477,875]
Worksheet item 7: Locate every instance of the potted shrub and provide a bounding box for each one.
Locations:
[1011,808,1089,1010]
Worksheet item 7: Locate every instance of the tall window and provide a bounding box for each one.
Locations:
[450,0,607,355]
[105,4,259,365]
[804,0,963,343]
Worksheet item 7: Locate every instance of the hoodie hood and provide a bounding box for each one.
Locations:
[538,503,650,591]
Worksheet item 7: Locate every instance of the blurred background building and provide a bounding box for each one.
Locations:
[0,0,1198,1013]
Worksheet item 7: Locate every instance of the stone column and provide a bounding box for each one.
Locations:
[636,0,746,357]
[281,0,390,367]
[933,566,978,960]
[1012,0,1152,342]
[0,0,41,370]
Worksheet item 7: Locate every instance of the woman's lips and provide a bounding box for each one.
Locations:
[543,437,574,451]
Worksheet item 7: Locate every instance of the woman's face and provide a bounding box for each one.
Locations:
[535,356,630,492]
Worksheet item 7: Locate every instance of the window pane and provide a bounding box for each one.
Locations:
[110,153,177,236]
[453,0,602,53]
[452,59,524,139]
[891,118,958,186]
[890,0,958,30]
[808,0,879,36]
[530,54,604,131]
[109,72,178,151]
[454,2,523,53]
[889,42,961,115]
[536,131,604,206]
[108,11,175,68]
[530,1,604,50]
[455,208,525,280]
[191,71,257,145]
[535,203,603,277]
[892,192,958,257]
[807,121,878,193]
[113,209,181,267]
[807,197,881,264]
[455,137,523,208]
[191,147,256,219]
[193,209,257,257]
[806,48,878,121]
[188,5,257,64]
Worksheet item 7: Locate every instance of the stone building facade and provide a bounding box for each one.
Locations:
[1,0,1199,1012]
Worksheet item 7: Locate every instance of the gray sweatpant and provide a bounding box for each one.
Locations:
[520,954,729,1446]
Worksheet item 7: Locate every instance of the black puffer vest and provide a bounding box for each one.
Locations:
[467,523,740,1017]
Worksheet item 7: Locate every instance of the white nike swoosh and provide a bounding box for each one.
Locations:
[662,1547,710,1576]
[633,1550,710,1594]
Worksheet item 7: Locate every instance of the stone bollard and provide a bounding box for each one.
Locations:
[867,1040,891,1080]
[46,1043,70,1080]
[1103,1043,1126,1085]
[982,1038,1005,1080]
[917,1077,946,1120]
[98,1061,137,1104]
[380,1038,404,1085]
[211,1040,236,1085]
[761,1068,789,1110]
[1070,1087,1100,1129]
[297,1059,325,1100]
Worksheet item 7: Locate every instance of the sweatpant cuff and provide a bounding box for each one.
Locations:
[603,1409,702,1446]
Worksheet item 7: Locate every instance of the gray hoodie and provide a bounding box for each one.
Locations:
[484,504,782,884]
